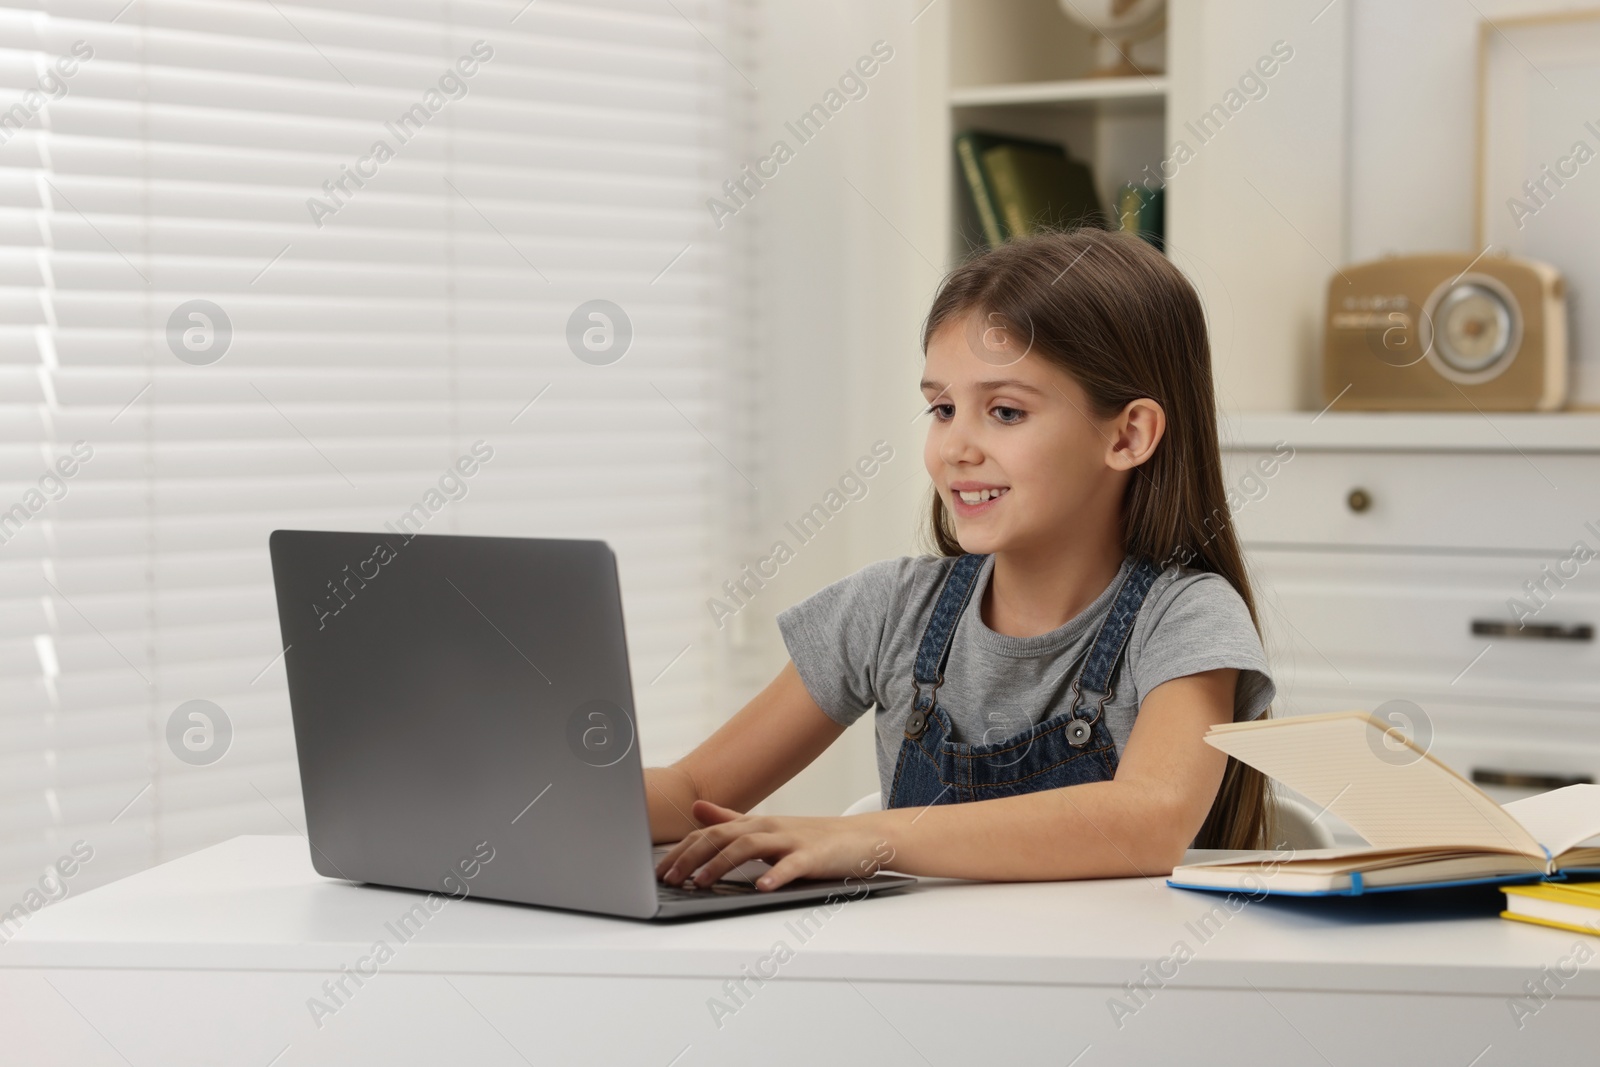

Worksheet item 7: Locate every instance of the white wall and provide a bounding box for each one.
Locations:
[1165,0,1350,413]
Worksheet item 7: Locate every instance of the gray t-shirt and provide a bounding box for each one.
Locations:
[776,553,1276,803]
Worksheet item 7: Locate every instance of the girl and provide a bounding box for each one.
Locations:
[647,228,1276,892]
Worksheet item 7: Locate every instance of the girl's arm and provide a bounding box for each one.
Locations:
[873,667,1240,879]
[643,660,845,843]
[653,666,1241,888]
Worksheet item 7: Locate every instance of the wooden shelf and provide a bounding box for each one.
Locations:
[1220,410,1600,453]
[949,75,1168,108]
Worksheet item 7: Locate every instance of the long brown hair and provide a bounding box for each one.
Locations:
[919,228,1273,851]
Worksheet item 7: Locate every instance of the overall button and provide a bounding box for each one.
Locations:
[905,708,927,738]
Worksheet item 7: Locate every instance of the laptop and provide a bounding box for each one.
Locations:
[267,530,917,920]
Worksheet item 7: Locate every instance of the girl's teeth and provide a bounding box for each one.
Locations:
[958,488,1005,504]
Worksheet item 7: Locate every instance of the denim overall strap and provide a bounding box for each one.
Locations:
[910,553,988,704]
[1067,556,1164,729]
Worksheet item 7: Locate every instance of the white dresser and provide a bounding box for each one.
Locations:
[1220,412,1600,813]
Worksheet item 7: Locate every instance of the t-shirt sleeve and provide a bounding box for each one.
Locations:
[775,557,912,728]
[1130,570,1276,724]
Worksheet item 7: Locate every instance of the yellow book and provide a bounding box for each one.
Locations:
[1502,882,1600,936]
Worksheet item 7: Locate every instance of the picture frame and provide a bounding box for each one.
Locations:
[1477,8,1600,407]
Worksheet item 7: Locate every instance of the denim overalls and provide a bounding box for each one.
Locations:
[886,552,1163,809]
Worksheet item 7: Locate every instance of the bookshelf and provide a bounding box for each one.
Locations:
[944,0,1169,261]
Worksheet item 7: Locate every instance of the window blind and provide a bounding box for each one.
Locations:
[0,0,750,909]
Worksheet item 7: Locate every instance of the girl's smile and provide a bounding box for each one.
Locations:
[950,481,1010,514]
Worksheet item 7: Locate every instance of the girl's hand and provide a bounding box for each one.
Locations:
[654,799,897,891]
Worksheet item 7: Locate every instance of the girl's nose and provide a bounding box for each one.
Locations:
[939,412,983,466]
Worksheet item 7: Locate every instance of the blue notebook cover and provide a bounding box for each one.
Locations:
[1166,866,1600,898]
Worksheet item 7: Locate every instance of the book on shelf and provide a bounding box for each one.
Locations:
[1115,183,1163,250]
[954,131,1104,248]
[1166,710,1600,897]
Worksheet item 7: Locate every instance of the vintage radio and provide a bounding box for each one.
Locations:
[1322,252,1566,411]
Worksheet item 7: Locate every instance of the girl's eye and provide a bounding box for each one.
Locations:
[991,406,1024,424]
[926,402,955,420]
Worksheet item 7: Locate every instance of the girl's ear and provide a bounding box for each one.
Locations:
[1105,398,1165,471]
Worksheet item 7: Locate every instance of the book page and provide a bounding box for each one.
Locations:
[1205,711,1543,857]
[1503,784,1600,857]
[1180,846,1451,870]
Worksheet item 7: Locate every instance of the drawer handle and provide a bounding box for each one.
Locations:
[1472,768,1595,790]
[1470,619,1594,642]
[1346,488,1371,513]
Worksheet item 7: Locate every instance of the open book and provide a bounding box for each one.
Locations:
[1167,710,1600,896]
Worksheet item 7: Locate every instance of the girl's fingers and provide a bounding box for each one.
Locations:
[655,831,701,873]
[655,803,743,881]
[655,830,711,880]
[753,853,809,891]
[658,826,737,884]
[681,831,755,886]
[689,832,779,887]
[654,841,689,879]
[657,837,706,882]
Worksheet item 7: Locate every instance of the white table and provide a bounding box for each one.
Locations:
[1,835,1594,1065]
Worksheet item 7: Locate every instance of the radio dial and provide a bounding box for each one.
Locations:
[1435,284,1514,373]
[1419,273,1524,385]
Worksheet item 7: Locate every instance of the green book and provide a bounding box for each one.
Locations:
[953,131,1006,247]
[979,135,1104,240]
[1115,183,1164,251]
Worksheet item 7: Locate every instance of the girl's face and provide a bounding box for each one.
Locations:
[921,309,1161,558]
